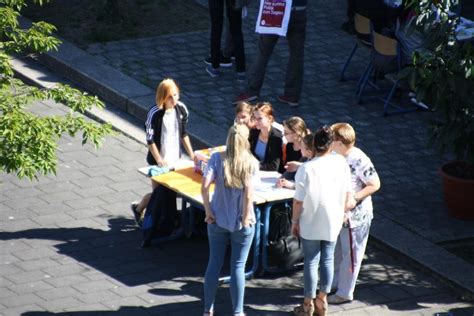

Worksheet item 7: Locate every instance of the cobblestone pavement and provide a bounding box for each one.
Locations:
[0,100,473,316]
[83,0,474,247]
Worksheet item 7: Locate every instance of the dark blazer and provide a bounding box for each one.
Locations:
[280,142,302,174]
[249,127,283,171]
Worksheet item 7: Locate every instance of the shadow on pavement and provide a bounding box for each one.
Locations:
[2,217,469,315]
[0,217,210,287]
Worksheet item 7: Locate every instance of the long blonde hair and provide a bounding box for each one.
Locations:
[223,124,258,189]
[155,78,179,108]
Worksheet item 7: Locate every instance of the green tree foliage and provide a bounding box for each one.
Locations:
[0,0,113,180]
[402,0,474,166]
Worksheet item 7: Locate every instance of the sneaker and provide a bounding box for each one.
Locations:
[278,95,299,107]
[206,65,219,78]
[410,97,429,110]
[204,55,233,68]
[236,72,246,82]
[233,92,258,104]
[327,294,352,305]
[220,55,232,67]
[130,202,142,227]
[293,303,314,316]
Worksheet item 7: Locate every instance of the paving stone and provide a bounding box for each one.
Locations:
[35,181,79,195]
[44,274,90,287]
[42,263,90,278]
[2,197,47,210]
[2,1,473,314]
[0,292,42,308]
[72,279,118,294]
[0,287,16,299]
[38,296,82,311]
[101,295,150,309]
[64,208,106,220]
[8,280,54,294]
[79,156,121,168]
[0,304,45,316]
[4,270,52,285]
[31,213,76,226]
[76,289,121,304]
[35,286,81,301]
[64,196,107,209]
[74,185,117,199]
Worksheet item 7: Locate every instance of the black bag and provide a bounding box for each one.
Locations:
[267,203,304,269]
[142,185,178,243]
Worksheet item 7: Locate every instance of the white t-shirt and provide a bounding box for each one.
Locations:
[160,109,180,163]
[294,154,352,241]
[345,147,379,227]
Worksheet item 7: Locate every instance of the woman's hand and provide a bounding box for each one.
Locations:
[345,193,357,211]
[343,211,351,225]
[291,222,300,238]
[157,159,168,167]
[204,211,215,224]
[275,177,284,188]
[285,161,302,172]
[242,214,252,228]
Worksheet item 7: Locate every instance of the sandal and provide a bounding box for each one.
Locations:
[313,297,328,316]
[293,303,314,316]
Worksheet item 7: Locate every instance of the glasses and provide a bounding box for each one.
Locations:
[283,131,295,136]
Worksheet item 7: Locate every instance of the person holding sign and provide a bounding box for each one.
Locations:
[234,0,307,107]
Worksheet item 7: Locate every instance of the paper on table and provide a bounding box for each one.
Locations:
[254,171,295,202]
[255,171,281,191]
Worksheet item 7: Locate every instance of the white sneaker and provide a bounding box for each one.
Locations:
[410,97,429,110]
[327,294,352,304]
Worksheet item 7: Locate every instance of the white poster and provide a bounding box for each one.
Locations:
[255,0,293,36]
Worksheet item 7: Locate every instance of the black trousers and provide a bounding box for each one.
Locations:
[208,0,245,72]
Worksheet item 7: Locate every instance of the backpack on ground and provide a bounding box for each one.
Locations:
[142,185,178,245]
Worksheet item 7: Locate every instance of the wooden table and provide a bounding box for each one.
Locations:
[140,159,297,280]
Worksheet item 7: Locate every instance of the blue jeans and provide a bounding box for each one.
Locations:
[302,238,336,298]
[204,223,255,314]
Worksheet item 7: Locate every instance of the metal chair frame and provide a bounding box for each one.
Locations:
[339,13,372,82]
[357,27,423,116]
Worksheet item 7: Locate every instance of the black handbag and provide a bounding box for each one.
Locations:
[267,203,304,269]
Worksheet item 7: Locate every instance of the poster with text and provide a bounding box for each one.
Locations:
[255,0,293,36]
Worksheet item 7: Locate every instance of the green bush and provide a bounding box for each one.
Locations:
[403,0,474,169]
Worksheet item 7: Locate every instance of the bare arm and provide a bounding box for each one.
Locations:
[354,177,381,203]
[181,135,195,160]
[201,175,215,224]
[345,191,356,211]
[276,178,295,189]
[242,180,254,227]
[291,199,303,237]
[148,143,165,166]
[285,161,302,173]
